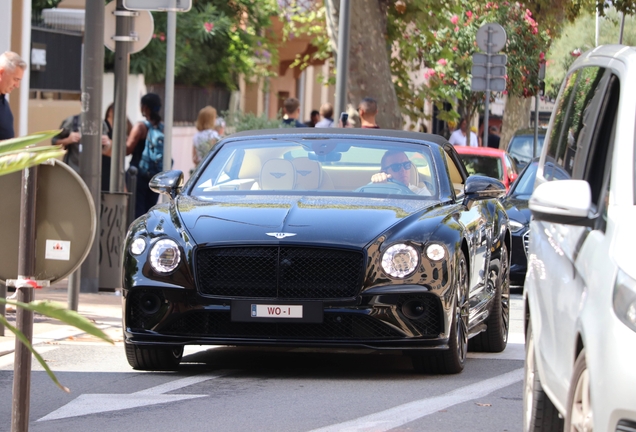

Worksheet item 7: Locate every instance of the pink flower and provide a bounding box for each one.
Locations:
[204,22,214,32]
[532,27,538,34]
[423,68,436,80]
[450,15,459,25]
[454,26,459,32]
[539,52,545,61]
[452,46,458,51]
[159,33,165,42]
[437,58,448,66]
[466,11,473,19]
[152,33,157,39]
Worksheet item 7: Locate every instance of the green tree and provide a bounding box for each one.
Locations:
[545,9,636,98]
[392,1,550,135]
[105,0,279,89]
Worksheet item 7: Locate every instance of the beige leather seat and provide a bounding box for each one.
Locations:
[260,159,296,190]
[292,157,323,190]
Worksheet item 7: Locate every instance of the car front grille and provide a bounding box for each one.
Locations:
[195,246,365,299]
[159,310,404,340]
[523,230,530,256]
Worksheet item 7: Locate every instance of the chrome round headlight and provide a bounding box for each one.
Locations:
[382,244,419,278]
[149,239,181,273]
[509,220,525,233]
[130,237,147,255]
[426,244,446,261]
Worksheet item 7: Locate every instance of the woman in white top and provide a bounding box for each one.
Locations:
[192,106,221,167]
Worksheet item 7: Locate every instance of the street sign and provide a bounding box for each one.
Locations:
[0,160,96,285]
[472,65,506,78]
[123,0,192,11]
[476,23,507,53]
[472,53,507,66]
[471,77,506,92]
[104,1,154,54]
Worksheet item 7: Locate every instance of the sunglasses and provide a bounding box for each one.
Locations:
[383,161,412,173]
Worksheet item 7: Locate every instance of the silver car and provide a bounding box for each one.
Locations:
[523,45,636,431]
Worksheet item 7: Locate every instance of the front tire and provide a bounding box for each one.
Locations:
[469,243,510,352]
[565,349,593,432]
[412,249,468,374]
[523,320,563,431]
[125,343,183,371]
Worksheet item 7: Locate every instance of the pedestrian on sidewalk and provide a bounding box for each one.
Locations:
[0,51,27,140]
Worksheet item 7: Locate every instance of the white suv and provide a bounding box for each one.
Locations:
[523,45,636,431]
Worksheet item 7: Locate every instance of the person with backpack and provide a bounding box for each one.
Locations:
[126,93,165,219]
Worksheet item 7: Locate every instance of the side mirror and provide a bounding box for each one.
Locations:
[529,180,593,226]
[464,175,506,204]
[149,170,184,199]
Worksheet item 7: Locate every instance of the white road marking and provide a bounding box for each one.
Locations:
[308,367,524,432]
[37,372,228,422]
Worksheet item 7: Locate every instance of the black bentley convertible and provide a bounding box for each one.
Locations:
[122,128,511,374]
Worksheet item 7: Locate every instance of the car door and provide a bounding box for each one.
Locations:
[443,147,490,312]
[529,65,613,403]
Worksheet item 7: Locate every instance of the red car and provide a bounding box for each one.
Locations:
[454,146,518,191]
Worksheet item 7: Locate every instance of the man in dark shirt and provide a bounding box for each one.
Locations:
[487,125,501,149]
[281,97,307,128]
[0,51,27,140]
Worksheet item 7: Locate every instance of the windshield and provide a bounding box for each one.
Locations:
[458,154,503,180]
[508,135,545,166]
[190,138,438,199]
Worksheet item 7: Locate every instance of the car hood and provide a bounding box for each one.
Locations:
[501,194,531,225]
[175,195,440,248]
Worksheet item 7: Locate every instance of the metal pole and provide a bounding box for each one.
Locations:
[619,12,626,44]
[110,0,132,194]
[11,166,38,432]
[334,0,350,121]
[79,0,105,294]
[482,28,493,148]
[67,268,80,311]
[0,282,6,336]
[533,63,545,159]
[163,10,176,172]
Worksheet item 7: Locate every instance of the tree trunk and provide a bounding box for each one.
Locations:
[325,0,402,129]
[500,95,532,150]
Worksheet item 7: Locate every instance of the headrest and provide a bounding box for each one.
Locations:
[260,159,296,190]
[292,157,322,190]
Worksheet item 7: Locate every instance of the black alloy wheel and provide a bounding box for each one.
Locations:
[469,243,510,352]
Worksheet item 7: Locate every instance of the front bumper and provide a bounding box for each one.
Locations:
[123,286,450,351]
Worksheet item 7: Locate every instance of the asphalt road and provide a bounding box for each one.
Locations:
[0,294,525,432]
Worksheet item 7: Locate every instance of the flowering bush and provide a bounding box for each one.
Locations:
[391,0,550,127]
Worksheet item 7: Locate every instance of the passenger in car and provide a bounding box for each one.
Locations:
[371,150,432,195]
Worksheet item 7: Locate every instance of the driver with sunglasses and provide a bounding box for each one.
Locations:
[371,150,432,195]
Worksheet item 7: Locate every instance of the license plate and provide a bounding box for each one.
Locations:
[251,304,303,319]
[231,300,323,323]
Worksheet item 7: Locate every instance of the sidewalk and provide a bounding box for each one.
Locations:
[0,280,123,358]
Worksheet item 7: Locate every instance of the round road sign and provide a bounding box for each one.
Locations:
[104,0,154,54]
[476,23,507,53]
[0,160,96,284]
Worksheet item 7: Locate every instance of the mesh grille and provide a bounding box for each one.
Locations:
[617,420,636,432]
[523,230,530,256]
[397,294,443,336]
[196,246,364,299]
[159,311,403,340]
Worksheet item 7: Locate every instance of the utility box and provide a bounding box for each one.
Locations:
[99,192,129,290]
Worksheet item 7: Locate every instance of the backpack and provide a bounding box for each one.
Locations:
[138,120,164,178]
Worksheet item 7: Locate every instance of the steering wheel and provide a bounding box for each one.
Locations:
[355,178,416,195]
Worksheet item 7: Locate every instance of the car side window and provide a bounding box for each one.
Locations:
[443,148,466,198]
[545,66,606,178]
